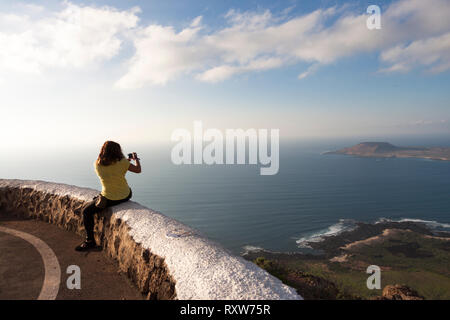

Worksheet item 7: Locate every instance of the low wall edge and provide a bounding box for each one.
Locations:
[0,179,302,300]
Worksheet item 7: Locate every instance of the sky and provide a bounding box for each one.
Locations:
[1,0,450,151]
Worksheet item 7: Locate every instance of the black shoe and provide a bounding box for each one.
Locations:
[75,240,96,251]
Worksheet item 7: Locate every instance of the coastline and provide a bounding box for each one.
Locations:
[243,219,450,257]
[325,152,450,162]
[242,219,450,299]
[324,142,450,162]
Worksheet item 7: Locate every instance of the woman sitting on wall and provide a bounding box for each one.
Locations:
[75,140,141,251]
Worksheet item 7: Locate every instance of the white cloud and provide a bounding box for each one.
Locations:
[1,0,450,87]
[389,119,450,129]
[410,119,448,126]
[377,0,450,73]
[117,0,450,87]
[380,32,450,74]
[298,64,320,80]
[15,3,45,14]
[115,19,207,88]
[190,16,203,28]
[0,2,139,74]
[384,0,450,37]
[196,57,284,83]
[116,8,330,87]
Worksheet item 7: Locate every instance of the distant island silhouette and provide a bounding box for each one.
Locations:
[325,142,450,161]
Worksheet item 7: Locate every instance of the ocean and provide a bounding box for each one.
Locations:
[2,137,450,254]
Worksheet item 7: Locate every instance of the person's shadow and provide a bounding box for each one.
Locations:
[81,245,102,256]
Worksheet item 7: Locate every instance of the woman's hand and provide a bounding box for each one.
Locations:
[132,152,140,160]
[128,152,142,173]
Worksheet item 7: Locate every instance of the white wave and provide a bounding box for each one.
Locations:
[296,219,357,249]
[375,217,450,229]
[241,245,265,254]
[296,217,450,249]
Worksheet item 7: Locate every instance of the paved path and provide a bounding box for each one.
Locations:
[0,212,143,300]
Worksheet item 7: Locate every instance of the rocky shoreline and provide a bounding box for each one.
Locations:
[243,220,450,299]
[301,220,446,257]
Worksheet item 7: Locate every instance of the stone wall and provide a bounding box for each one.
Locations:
[0,179,302,300]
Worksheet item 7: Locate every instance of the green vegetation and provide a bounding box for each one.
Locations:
[248,227,450,300]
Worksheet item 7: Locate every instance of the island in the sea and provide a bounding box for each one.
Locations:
[241,141,450,300]
[325,142,450,161]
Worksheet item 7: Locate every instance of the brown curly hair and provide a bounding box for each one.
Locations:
[97,141,125,166]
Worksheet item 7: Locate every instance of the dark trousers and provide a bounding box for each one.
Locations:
[82,189,132,241]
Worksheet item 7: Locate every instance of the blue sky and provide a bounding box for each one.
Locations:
[0,0,449,150]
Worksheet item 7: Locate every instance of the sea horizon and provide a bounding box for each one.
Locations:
[2,136,450,254]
